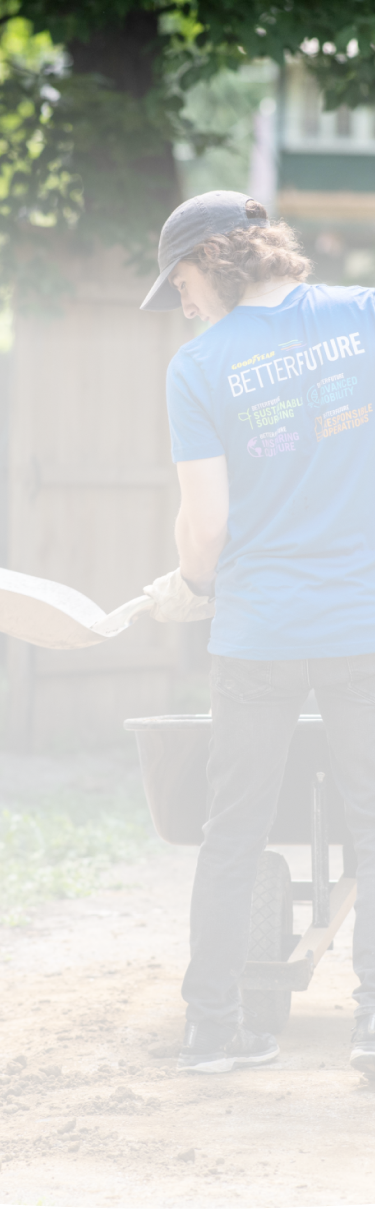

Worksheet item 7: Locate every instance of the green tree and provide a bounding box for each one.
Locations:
[14,1,375,106]
[1,0,375,310]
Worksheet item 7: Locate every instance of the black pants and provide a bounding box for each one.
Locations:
[182,653,375,1024]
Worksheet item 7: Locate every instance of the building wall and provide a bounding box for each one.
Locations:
[279,152,375,193]
[275,61,375,287]
[6,246,194,751]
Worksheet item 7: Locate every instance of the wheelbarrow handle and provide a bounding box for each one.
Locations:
[90,593,152,637]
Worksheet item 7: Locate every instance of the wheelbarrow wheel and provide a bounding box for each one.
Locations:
[242,850,293,1035]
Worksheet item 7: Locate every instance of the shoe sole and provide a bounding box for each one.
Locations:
[350,1047,375,1075]
[177,1045,280,1073]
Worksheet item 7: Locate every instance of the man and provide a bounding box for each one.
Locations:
[141,190,375,1076]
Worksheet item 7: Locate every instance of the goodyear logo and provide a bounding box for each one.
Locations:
[231,350,275,370]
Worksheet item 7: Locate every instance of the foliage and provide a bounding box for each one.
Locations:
[175,65,271,198]
[1,1,375,307]
[0,787,155,927]
[170,2,375,109]
[15,2,375,107]
[0,17,177,306]
[0,21,80,292]
[0,11,230,308]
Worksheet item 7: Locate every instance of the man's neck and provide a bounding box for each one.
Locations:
[239,278,302,308]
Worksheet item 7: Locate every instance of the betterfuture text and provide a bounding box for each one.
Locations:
[228,333,364,396]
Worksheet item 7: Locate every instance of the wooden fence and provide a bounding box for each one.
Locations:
[4,245,204,750]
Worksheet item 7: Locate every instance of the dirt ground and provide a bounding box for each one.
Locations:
[0,755,374,1208]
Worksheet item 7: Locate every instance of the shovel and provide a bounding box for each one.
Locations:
[0,567,152,649]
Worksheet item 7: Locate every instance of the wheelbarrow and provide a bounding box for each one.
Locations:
[124,711,357,1033]
[0,568,357,1033]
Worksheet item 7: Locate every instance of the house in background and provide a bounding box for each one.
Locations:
[252,59,375,284]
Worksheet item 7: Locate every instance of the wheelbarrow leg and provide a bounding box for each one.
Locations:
[342,811,357,876]
[311,771,330,928]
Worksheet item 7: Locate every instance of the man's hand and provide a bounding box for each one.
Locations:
[143,568,215,623]
[175,455,229,592]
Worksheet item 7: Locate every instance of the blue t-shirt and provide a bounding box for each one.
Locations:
[166,283,375,659]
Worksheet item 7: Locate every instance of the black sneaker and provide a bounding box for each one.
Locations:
[350,1012,375,1076]
[177,1020,279,1073]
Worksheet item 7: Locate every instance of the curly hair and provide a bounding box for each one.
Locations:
[182,201,312,312]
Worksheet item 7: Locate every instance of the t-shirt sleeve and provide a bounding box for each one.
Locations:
[167,349,224,463]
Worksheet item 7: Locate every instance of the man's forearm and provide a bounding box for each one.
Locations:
[175,507,227,593]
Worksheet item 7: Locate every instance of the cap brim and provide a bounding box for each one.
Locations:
[140,261,181,311]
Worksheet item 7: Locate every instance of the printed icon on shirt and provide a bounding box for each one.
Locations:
[315,405,372,442]
[307,374,358,411]
[315,415,323,441]
[247,438,263,458]
[307,385,319,408]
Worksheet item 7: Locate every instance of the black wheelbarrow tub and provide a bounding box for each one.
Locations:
[123,712,346,847]
[124,714,212,844]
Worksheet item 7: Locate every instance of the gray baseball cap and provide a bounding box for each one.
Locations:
[140,189,269,312]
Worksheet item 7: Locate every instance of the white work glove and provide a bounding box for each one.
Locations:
[143,568,215,623]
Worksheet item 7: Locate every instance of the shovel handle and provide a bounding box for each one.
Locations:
[90,594,152,638]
